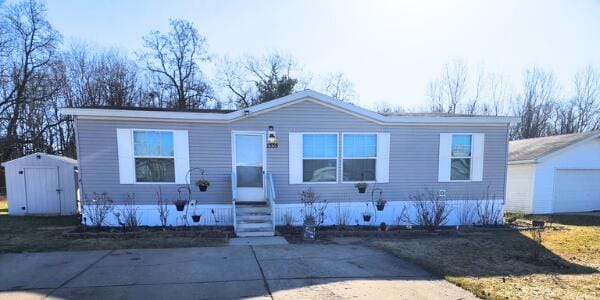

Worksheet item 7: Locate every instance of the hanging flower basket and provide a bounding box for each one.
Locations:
[363,214,372,222]
[173,200,188,212]
[376,201,386,211]
[191,215,201,223]
[355,182,367,193]
[196,179,210,192]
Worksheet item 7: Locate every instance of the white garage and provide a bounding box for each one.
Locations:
[506,131,600,214]
[1,153,79,215]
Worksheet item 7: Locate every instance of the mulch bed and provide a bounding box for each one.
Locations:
[63,226,234,239]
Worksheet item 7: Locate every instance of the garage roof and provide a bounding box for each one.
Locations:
[509,131,600,162]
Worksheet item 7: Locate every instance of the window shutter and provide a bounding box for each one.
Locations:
[116,129,135,184]
[438,133,452,182]
[376,132,390,183]
[471,133,485,181]
[289,133,303,184]
[173,130,190,184]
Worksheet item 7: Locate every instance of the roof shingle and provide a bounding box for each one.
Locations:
[509,131,600,162]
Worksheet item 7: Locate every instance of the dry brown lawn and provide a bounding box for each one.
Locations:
[373,215,600,300]
[0,214,229,253]
[0,196,7,215]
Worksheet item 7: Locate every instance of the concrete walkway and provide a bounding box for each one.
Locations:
[0,244,477,299]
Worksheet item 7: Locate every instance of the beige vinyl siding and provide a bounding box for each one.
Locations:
[76,99,509,205]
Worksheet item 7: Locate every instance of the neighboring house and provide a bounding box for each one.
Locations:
[61,90,517,236]
[506,131,600,214]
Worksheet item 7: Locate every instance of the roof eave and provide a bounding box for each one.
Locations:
[60,90,520,125]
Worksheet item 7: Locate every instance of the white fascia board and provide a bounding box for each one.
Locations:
[60,89,520,125]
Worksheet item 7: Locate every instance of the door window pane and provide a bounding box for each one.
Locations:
[236,135,263,166]
[343,159,376,181]
[303,159,337,182]
[135,158,175,182]
[451,158,471,180]
[237,166,263,187]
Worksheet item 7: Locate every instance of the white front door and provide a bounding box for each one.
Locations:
[233,132,266,202]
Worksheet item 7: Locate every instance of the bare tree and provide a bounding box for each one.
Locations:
[560,66,600,133]
[217,52,298,108]
[511,68,558,139]
[428,60,468,113]
[374,101,406,114]
[0,0,62,162]
[320,72,356,102]
[140,19,214,109]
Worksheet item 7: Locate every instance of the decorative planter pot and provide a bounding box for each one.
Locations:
[357,186,367,193]
[376,203,385,211]
[198,186,208,192]
[363,215,372,222]
[379,222,388,231]
[175,204,186,212]
[303,217,316,241]
[191,215,201,223]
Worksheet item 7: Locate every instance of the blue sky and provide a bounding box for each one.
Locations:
[15,0,600,109]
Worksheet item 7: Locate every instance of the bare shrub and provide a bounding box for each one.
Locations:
[476,188,502,225]
[156,188,170,227]
[458,199,477,227]
[335,202,351,228]
[530,227,544,260]
[299,188,328,226]
[408,189,452,231]
[83,192,114,228]
[282,211,295,227]
[114,194,141,230]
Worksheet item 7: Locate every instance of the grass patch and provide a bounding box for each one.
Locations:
[0,197,7,215]
[0,214,230,253]
[373,216,600,300]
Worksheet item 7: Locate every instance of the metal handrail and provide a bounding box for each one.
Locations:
[267,172,276,231]
[231,172,237,232]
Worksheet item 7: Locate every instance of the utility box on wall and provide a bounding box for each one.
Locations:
[1,153,78,216]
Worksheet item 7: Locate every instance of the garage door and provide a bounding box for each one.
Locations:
[554,169,600,213]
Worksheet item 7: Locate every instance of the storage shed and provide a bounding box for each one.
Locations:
[1,153,79,215]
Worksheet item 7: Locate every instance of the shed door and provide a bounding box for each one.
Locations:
[554,169,600,213]
[24,168,60,214]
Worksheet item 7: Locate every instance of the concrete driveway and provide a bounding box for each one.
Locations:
[0,244,476,299]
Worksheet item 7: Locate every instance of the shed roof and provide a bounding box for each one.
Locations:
[1,152,77,167]
[509,131,600,162]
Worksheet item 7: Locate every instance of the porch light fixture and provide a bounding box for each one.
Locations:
[267,126,278,148]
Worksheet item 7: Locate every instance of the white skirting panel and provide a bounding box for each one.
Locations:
[82,204,233,227]
[274,200,505,226]
[81,200,504,227]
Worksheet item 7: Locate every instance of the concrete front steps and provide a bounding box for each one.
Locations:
[235,202,274,237]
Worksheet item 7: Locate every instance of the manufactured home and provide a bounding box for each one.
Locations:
[62,90,517,236]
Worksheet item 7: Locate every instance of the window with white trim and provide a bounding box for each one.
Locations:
[302,134,337,182]
[133,130,175,182]
[342,134,377,182]
[450,134,472,180]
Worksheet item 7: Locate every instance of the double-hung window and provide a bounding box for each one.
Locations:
[133,130,175,183]
[302,134,338,182]
[342,134,377,182]
[450,134,472,180]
